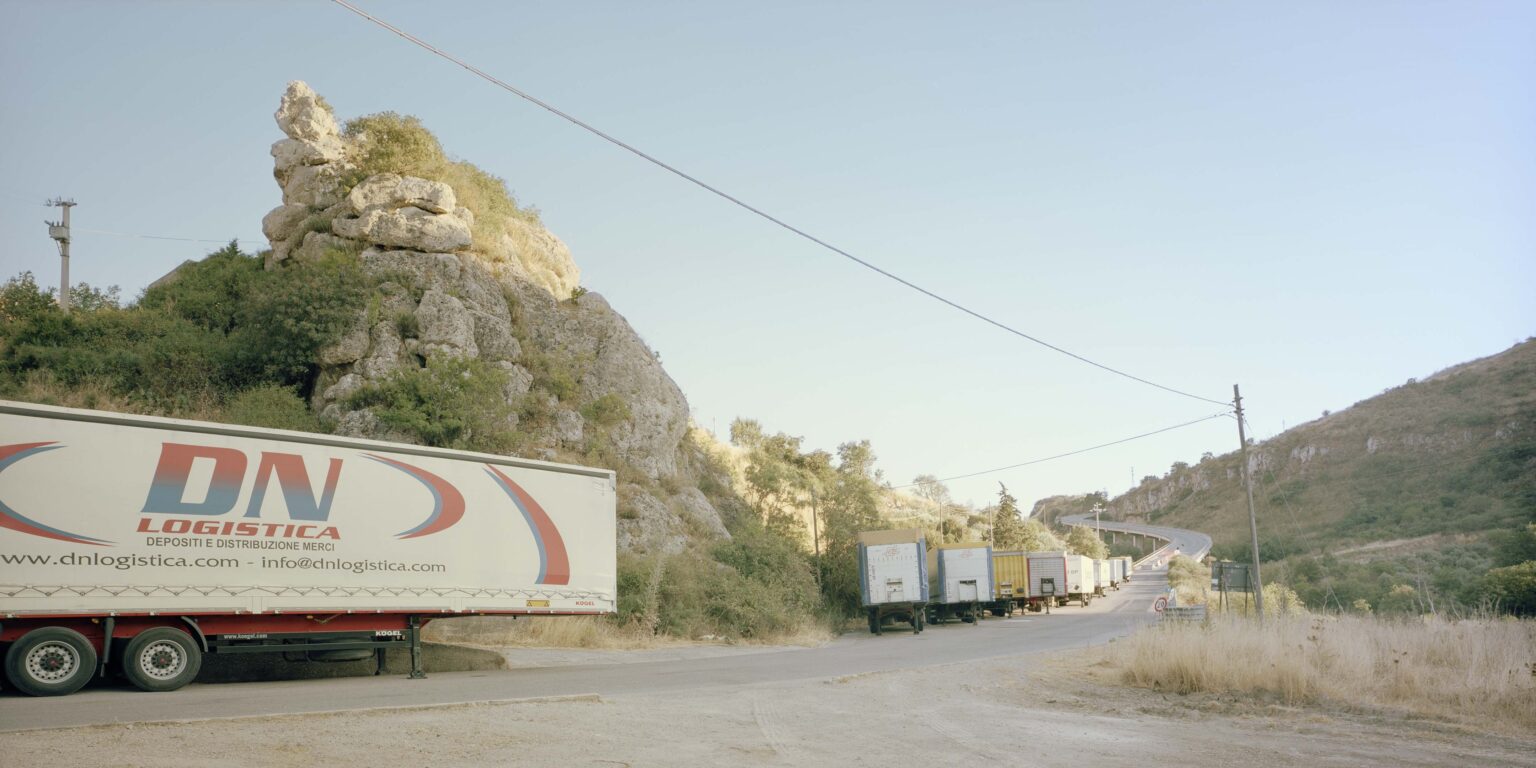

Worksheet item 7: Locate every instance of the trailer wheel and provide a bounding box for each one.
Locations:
[916,611,925,633]
[4,627,98,697]
[122,628,201,692]
[868,609,879,635]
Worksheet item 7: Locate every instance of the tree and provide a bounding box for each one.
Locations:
[817,440,885,615]
[1484,561,1536,616]
[989,483,1028,550]
[1064,524,1109,560]
[1017,519,1064,552]
[912,474,964,543]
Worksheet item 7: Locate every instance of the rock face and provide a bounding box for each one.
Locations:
[259,81,722,553]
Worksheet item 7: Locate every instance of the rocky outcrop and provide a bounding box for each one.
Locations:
[257,81,723,553]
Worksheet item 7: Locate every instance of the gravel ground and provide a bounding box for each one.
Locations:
[4,645,1530,767]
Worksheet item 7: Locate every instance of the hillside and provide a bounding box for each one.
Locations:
[0,82,912,641]
[1037,339,1536,610]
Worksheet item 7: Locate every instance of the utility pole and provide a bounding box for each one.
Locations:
[45,198,76,313]
[810,487,822,590]
[1233,384,1265,621]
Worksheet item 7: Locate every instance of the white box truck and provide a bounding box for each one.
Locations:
[1116,555,1134,583]
[924,542,993,625]
[1025,551,1095,608]
[857,529,928,635]
[0,401,617,696]
[1092,558,1111,596]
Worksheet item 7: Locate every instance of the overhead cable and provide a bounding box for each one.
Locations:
[894,411,1231,488]
[329,0,1232,409]
[77,228,250,245]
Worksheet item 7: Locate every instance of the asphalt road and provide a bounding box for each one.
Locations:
[0,559,1174,732]
[1059,514,1213,561]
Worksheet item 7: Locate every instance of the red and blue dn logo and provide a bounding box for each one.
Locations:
[0,442,573,585]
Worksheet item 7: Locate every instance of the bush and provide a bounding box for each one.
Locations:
[1484,561,1536,616]
[225,249,370,387]
[347,354,517,453]
[224,385,321,433]
[343,111,540,249]
[580,393,631,428]
[0,272,57,325]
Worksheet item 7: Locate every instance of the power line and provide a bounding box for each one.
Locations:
[329,0,1232,409]
[76,228,250,245]
[893,411,1231,488]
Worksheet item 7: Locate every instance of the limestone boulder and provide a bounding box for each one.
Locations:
[347,173,457,215]
[470,309,521,361]
[488,218,581,299]
[616,488,689,554]
[334,206,472,252]
[291,231,352,263]
[261,203,310,244]
[274,81,340,143]
[360,248,462,286]
[271,137,345,178]
[673,488,729,539]
[281,163,345,208]
[413,289,478,356]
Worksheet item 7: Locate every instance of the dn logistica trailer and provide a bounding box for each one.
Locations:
[0,401,617,696]
[857,529,928,635]
[1024,551,1096,608]
[925,542,994,625]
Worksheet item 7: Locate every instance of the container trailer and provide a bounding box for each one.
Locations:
[0,401,617,696]
[1024,551,1095,608]
[925,542,994,625]
[856,529,928,634]
[989,550,1028,616]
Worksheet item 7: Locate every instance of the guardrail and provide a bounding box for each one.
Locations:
[1057,514,1206,569]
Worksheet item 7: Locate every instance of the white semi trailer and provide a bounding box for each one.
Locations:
[1092,558,1112,596]
[0,401,617,696]
[925,542,994,625]
[1025,551,1096,608]
[857,529,928,635]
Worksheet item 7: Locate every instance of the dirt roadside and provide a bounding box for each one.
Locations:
[3,644,1530,767]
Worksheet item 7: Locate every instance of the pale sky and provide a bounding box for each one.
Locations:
[2,1,1532,509]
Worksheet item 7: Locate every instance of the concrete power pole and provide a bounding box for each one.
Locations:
[1233,384,1265,621]
[46,198,76,314]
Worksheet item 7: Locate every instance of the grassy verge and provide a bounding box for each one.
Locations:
[1104,613,1536,734]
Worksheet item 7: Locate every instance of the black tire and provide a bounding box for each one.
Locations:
[122,627,201,692]
[4,627,98,697]
[868,609,880,635]
[916,611,925,633]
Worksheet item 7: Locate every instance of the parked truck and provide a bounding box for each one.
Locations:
[1091,558,1111,596]
[1024,551,1095,608]
[925,542,993,625]
[0,401,617,696]
[1116,555,1134,583]
[989,549,1028,616]
[857,529,928,634]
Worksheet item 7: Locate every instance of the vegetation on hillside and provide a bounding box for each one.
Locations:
[0,244,364,424]
[1097,341,1536,617]
[342,112,541,250]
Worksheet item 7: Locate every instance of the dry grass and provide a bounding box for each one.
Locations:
[1106,613,1536,734]
[424,615,833,651]
[424,616,669,650]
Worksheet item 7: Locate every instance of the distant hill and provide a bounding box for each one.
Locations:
[1037,339,1536,610]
